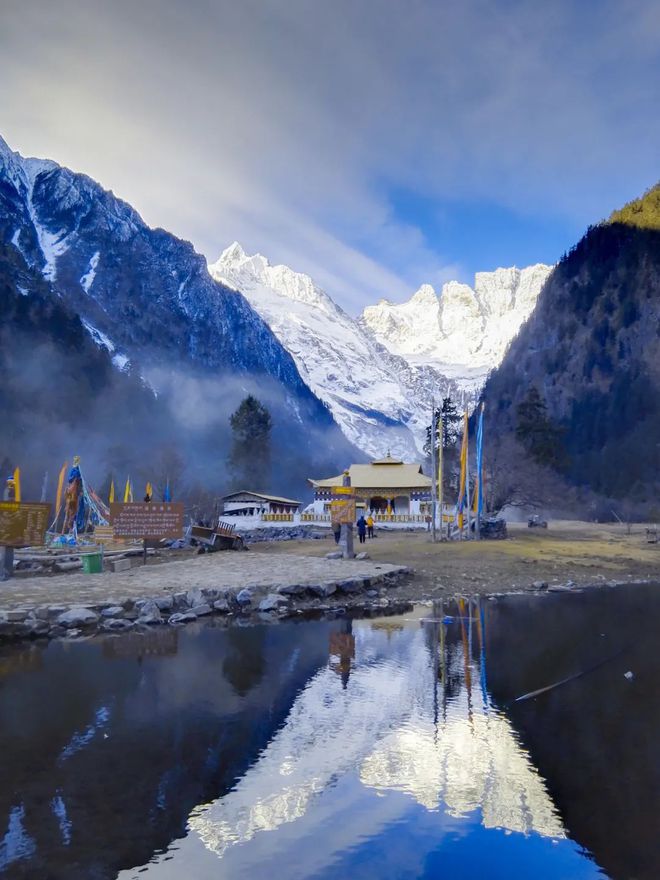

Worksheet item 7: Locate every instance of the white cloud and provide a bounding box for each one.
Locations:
[1,0,658,311]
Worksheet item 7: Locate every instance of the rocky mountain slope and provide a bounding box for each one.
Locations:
[0,135,357,492]
[210,245,552,459]
[360,265,553,389]
[209,244,462,460]
[482,185,660,501]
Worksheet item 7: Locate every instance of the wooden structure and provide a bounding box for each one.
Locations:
[190,521,245,551]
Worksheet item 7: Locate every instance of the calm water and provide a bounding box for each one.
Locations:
[1,584,659,880]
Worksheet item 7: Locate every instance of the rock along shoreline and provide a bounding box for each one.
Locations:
[0,563,413,644]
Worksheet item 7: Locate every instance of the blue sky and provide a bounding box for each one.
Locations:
[1,0,659,311]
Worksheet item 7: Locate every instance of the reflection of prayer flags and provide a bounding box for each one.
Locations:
[109,481,115,504]
[55,462,67,516]
[13,467,21,502]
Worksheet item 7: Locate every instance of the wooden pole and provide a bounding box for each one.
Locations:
[340,471,354,559]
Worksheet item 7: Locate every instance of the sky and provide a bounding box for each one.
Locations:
[1,0,659,312]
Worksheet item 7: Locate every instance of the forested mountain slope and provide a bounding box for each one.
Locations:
[482,185,660,500]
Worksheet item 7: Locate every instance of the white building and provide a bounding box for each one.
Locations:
[222,491,301,520]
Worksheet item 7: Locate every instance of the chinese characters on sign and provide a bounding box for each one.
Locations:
[0,502,51,548]
[109,503,184,540]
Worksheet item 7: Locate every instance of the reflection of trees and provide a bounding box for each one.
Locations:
[222,627,267,697]
[486,586,660,880]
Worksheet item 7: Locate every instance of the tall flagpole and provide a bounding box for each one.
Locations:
[431,401,437,543]
[438,410,444,540]
[465,411,472,540]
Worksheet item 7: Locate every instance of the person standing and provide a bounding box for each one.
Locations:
[332,521,341,544]
[366,514,374,539]
[357,515,367,544]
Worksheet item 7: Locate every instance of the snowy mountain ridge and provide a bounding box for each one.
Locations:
[360,264,553,372]
[209,243,456,460]
[209,244,552,459]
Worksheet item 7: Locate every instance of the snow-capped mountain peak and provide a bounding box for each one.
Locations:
[210,243,553,458]
[210,244,337,315]
[360,263,553,370]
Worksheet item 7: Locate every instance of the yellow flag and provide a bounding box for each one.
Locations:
[109,480,115,504]
[13,467,21,502]
[55,462,68,516]
[123,477,131,503]
[145,482,152,497]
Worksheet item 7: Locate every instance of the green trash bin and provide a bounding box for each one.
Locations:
[82,552,103,574]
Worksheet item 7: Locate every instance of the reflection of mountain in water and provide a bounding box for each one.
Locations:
[189,607,564,864]
[0,621,333,879]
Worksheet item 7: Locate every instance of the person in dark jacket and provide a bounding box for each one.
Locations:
[332,521,341,544]
[357,515,367,544]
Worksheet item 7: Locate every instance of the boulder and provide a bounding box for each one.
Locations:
[277,583,307,596]
[258,594,288,612]
[213,598,232,613]
[135,600,162,625]
[191,603,213,616]
[325,551,343,560]
[173,592,189,611]
[57,607,99,628]
[308,583,337,598]
[355,552,370,560]
[186,588,205,608]
[155,596,174,611]
[101,618,134,632]
[101,605,125,618]
[169,611,197,625]
[236,589,253,606]
[337,579,363,594]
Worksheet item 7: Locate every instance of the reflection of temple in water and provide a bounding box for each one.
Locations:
[189,604,566,867]
[0,645,44,679]
[101,628,179,660]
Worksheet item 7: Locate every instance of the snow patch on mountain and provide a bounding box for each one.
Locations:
[82,318,115,352]
[80,251,100,292]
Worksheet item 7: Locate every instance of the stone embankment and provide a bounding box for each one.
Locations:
[0,552,411,643]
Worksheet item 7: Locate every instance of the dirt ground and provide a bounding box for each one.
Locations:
[250,521,660,599]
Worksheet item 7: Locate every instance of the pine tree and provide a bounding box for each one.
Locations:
[516,387,566,468]
[424,396,462,456]
[228,396,272,489]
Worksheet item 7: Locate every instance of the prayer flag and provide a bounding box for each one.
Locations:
[13,467,21,502]
[109,481,115,504]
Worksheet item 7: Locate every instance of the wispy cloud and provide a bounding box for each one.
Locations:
[2,0,658,310]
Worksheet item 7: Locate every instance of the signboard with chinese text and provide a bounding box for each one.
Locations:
[110,503,184,540]
[330,498,356,525]
[0,502,51,548]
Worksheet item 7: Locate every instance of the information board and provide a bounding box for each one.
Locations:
[330,498,356,525]
[0,502,51,548]
[110,502,184,540]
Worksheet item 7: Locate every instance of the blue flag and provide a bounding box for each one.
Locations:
[163,480,171,502]
[476,403,485,519]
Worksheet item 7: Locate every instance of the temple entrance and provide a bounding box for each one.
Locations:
[369,496,388,513]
